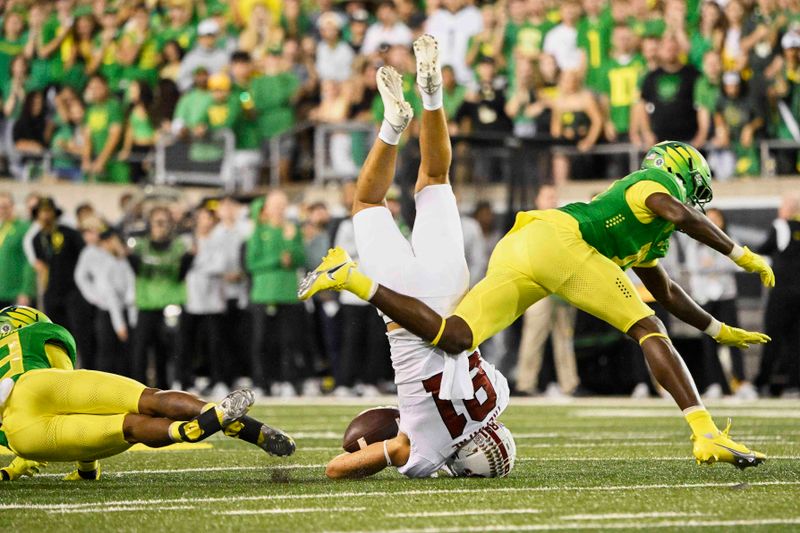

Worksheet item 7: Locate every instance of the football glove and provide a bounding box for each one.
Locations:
[0,456,46,480]
[714,323,771,349]
[732,246,775,287]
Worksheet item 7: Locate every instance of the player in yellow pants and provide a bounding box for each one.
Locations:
[300,141,775,469]
[0,306,295,481]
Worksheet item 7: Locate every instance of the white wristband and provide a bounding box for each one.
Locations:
[727,244,745,261]
[383,440,392,466]
[704,318,722,338]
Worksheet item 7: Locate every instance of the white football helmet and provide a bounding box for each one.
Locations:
[446,421,516,478]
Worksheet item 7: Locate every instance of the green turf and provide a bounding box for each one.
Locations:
[2,398,799,532]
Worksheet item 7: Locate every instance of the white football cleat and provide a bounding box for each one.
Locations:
[413,34,442,95]
[377,66,413,134]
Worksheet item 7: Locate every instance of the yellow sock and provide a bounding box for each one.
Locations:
[347,268,377,301]
[684,408,720,437]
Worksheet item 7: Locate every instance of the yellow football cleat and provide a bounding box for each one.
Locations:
[691,418,766,470]
[298,247,360,300]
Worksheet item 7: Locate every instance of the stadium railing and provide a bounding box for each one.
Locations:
[759,139,800,176]
[154,128,235,189]
[313,121,376,183]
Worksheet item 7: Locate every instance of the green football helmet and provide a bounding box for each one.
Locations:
[0,305,51,339]
[641,141,713,209]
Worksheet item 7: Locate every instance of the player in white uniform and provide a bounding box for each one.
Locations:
[318,35,515,479]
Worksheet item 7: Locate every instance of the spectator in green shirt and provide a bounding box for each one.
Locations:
[118,4,160,88]
[0,192,36,308]
[245,190,307,396]
[251,49,300,138]
[50,87,85,181]
[229,50,263,190]
[2,55,33,120]
[118,80,158,183]
[768,31,800,174]
[81,74,129,183]
[0,11,33,91]
[694,50,723,148]
[499,0,554,84]
[627,0,666,40]
[157,0,196,52]
[88,7,124,92]
[599,24,646,143]
[251,48,301,182]
[172,67,212,137]
[688,0,725,69]
[712,72,765,177]
[442,65,466,127]
[129,205,191,388]
[577,0,614,93]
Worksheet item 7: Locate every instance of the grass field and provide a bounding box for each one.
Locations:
[2,397,800,532]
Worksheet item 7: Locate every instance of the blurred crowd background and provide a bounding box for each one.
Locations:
[0,0,799,186]
[0,0,799,399]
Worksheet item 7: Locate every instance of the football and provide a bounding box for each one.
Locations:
[342,406,401,452]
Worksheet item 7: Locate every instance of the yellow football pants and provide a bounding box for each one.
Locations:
[1,369,146,462]
[453,209,655,350]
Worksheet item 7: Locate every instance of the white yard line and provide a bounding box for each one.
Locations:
[388,509,540,518]
[36,464,326,478]
[216,507,366,516]
[251,396,800,408]
[561,512,702,520]
[574,408,800,419]
[51,505,198,514]
[517,455,800,461]
[27,453,799,480]
[333,518,800,533]
[4,481,799,512]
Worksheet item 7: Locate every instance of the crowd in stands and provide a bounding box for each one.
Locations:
[0,0,799,185]
[1,186,798,399]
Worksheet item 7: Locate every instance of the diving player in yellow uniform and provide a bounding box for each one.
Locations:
[300,140,774,469]
[0,305,295,481]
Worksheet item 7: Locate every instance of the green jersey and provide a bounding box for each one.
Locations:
[693,75,720,112]
[577,13,614,92]
[559,168,685,269]
[0,322,76,382]
[600,54,646,133]
[0,219,36,301]
[251,72,300,138]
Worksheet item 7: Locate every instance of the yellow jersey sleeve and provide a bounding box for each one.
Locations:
[624,181,671,224]
[634,258,660,268]
[45,343,74,370]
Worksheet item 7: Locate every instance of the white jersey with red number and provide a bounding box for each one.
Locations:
[352,184,510,478]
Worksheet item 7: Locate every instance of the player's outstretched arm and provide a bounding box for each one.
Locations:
[634,264,770,349]
[326,433,410,480]
[645,193,775,287]
[633,264,712,331]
